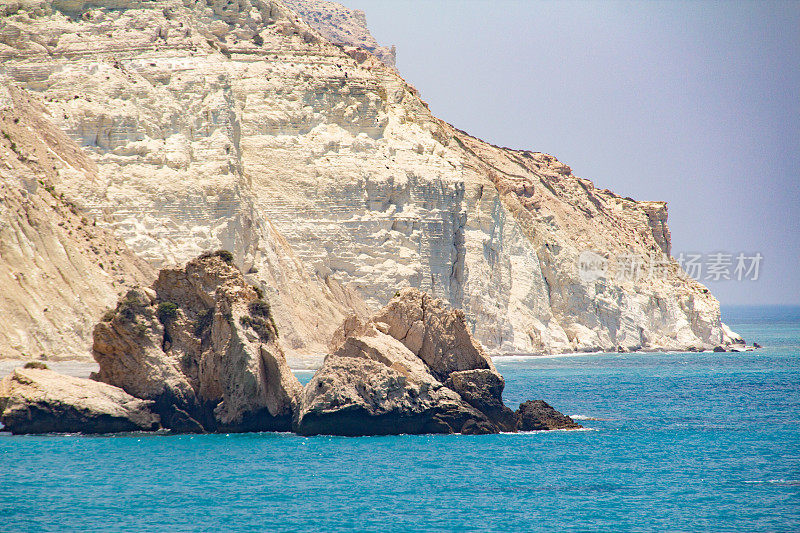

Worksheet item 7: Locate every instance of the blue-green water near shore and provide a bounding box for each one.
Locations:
[1,307,799,532]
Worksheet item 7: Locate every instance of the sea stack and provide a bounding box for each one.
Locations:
[1,255,579,435]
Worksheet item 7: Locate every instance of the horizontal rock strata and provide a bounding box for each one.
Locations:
[0,0,741,363]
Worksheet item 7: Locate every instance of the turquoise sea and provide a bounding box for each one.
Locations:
[1,306,798,532]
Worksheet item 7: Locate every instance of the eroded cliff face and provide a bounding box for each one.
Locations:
[0,0,738,357]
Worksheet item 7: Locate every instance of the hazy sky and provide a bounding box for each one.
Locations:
[341,0,800,306]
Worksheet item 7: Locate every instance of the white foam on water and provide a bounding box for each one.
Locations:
[570,414,614,421]
[743,479,800,485]
[492,351,612,362]
[502,427,598,435]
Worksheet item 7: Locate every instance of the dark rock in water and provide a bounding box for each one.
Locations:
[296,289,550,436]
[461,418,499,435]
[444,369,517,432]
[160,404,205,434]
[300,288,527,436]
[0,368,160,434]
[753,342,762,349]
[516,400,582,431]
[295,332,495,436]
[713,346,727,353]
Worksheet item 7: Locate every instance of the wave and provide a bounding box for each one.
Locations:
[491,352,606,362]
[743,479,800,486]
[502,427,598,435]
[569,414,613,421]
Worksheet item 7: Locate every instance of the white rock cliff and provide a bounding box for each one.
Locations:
[0,0,741,362]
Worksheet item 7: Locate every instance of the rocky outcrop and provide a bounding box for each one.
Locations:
[516,400,582,431]
[444,369,518,432]
[369,289,496,380]
[296,325,496,436]
[2,263,578,436]
[282,0,396,67]
[297,289,562,435]
[0,0,741,363]
[93,252,303,432]
[0,367,159,434]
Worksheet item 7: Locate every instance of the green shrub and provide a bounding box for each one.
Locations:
[133,322,148,337]
[248,300,271,318]
[117,293,142,322]
[23,361,49,370]
[157,301,179,325]
[101,308,116,322]
[200,249,234,264]
[241,299,278,342]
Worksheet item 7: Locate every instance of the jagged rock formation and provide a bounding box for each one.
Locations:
[0,261,578,435]
[0,366,160,434]
[0,0,740,359]
[296,289,544,436]
[0,84,154,361]
[296,329,496,435]
[93,252,303,432]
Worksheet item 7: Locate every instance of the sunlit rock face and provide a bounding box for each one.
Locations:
[0,0,739,359]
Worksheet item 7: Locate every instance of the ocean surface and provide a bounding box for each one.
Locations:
[1,306,798,532]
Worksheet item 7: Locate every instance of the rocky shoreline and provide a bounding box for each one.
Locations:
[0,253,581,436]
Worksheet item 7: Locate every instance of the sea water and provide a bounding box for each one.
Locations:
[1,307,798,532]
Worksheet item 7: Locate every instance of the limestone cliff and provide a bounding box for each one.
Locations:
[0,0,740,358]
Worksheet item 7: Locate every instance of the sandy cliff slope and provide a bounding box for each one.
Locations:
[0,84,153,360]
[0,0,740,358]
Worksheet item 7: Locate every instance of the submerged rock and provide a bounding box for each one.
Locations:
[516,400,582,431]
[0,368,159,434]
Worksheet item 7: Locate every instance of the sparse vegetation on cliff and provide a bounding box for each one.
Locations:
[199,249,234,264]
[156,301,179,325]
[240,299,279,341]
[194,308,214,337]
